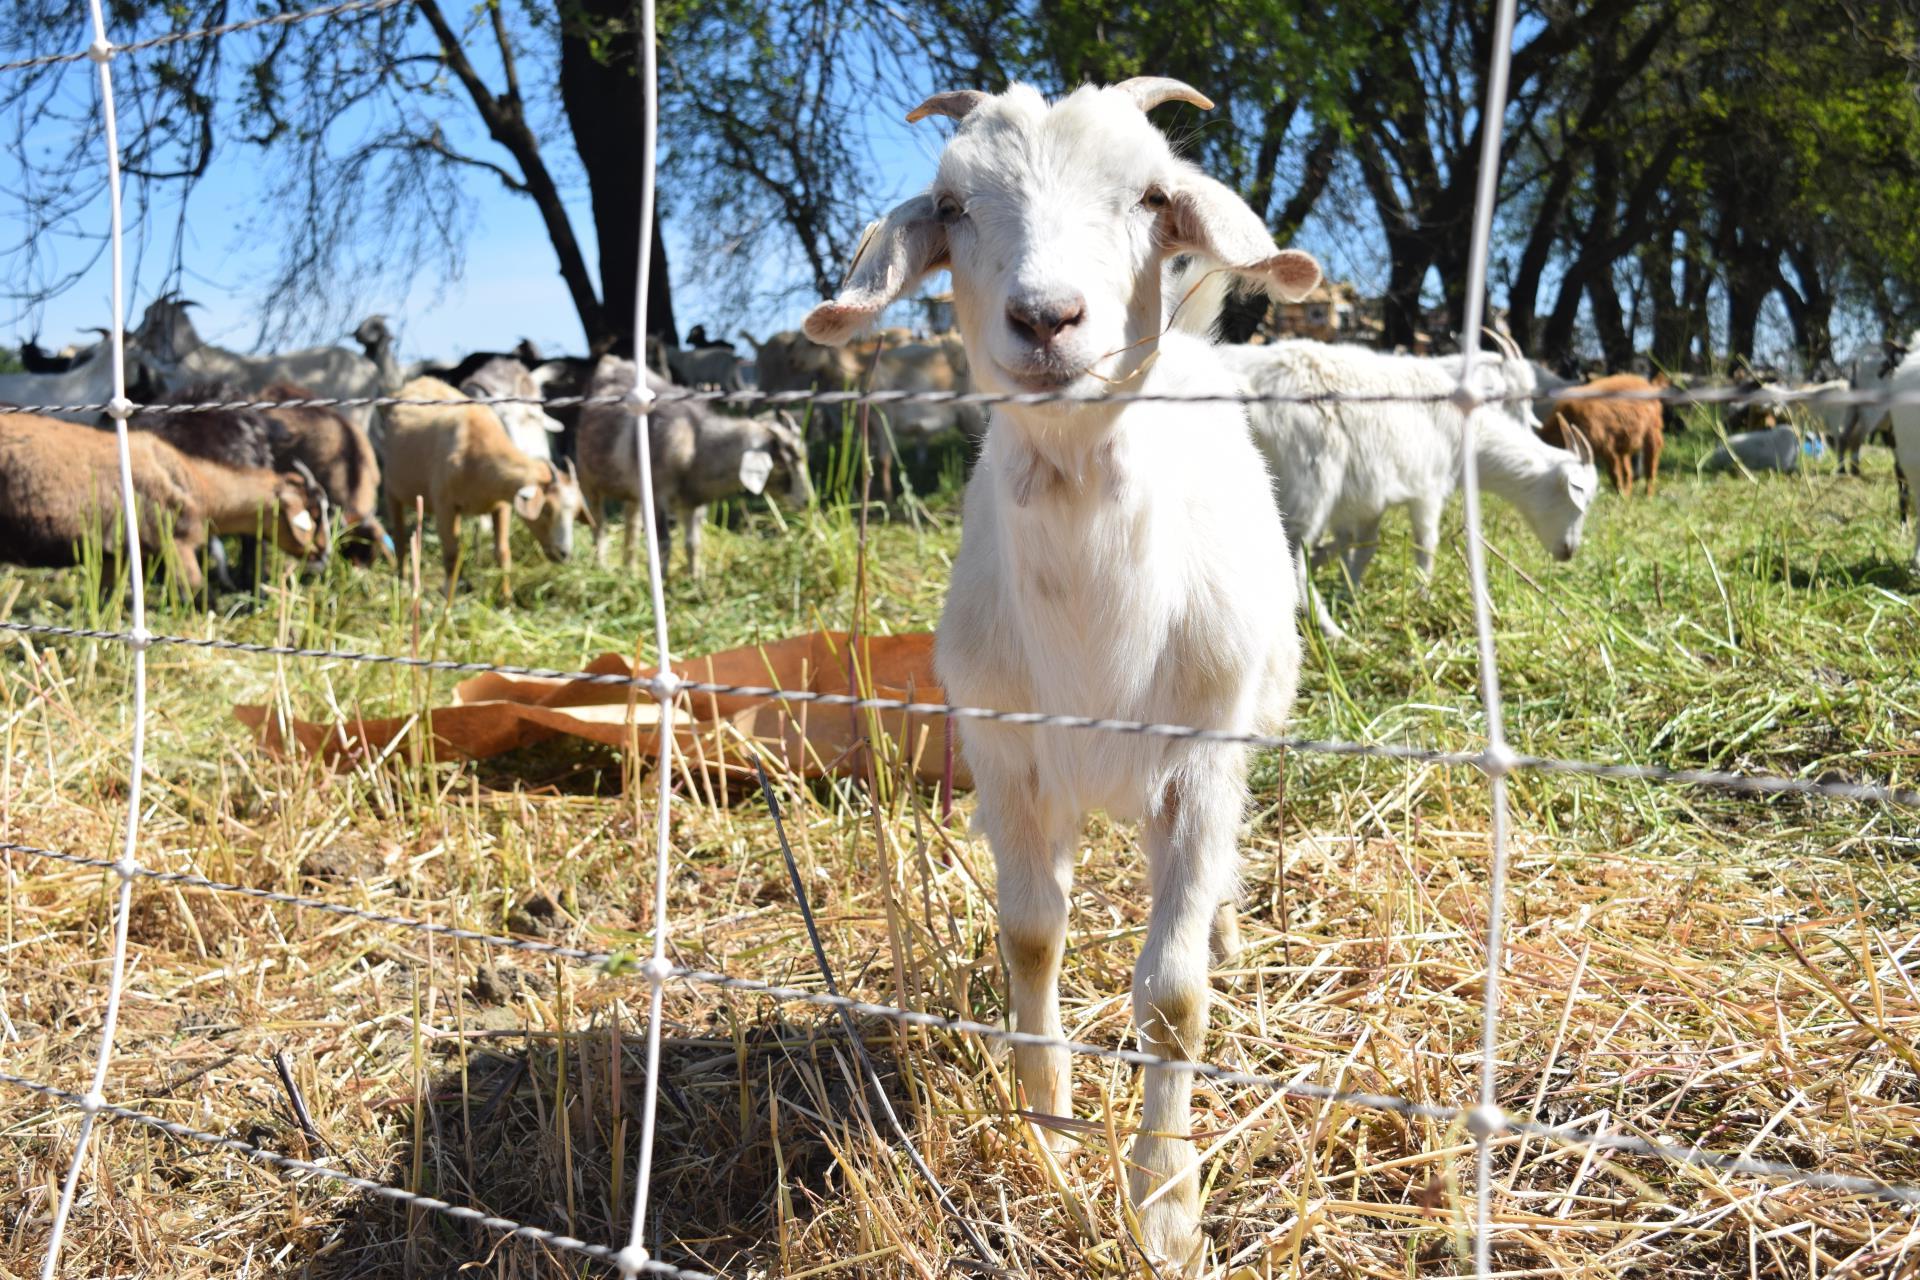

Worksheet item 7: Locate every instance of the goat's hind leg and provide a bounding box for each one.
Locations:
[1130,757,1245,1274]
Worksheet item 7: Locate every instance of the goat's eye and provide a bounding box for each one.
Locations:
[1141,186,1170,210]
[935,193,964,220]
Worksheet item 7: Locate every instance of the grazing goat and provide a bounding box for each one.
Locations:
[806,78,1320,1272]
[381,376,586,584]
[260,382,392,563]
[1539,373,1666,497]
[459,356,565,462]
[127,383,333,590]
[0,412,325,595]
[661,343,745,392]
[576,356,811,576]
[1224,339,1597,639]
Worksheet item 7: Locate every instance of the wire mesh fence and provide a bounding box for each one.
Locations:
[2,0,1917,1276]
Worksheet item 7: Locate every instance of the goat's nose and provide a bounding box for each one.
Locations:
[1006,293,1087,346]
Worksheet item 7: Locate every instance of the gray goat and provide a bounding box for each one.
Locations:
[576,355,811,577]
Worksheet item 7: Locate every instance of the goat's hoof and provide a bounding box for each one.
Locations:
[1129,1138,1205,1275]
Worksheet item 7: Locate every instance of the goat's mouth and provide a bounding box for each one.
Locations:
[995,359,1084,395]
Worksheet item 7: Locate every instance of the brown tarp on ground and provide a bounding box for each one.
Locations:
[235,630,966,787]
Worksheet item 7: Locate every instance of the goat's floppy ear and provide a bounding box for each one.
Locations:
[1158,171,1321,302]
[738,448,774,496]
[513,483,545,519]
[804,195,948,346]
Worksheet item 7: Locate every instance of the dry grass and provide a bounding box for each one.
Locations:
[2,426,1919,1278]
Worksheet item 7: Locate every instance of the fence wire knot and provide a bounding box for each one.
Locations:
[639,955,673,986]
[105,395,133,419]
[1478,743,1518,779]
[650,670,682,701]
[1467,1103,1508,1140]
[85,36,113,62]
[1450,384,1483,414]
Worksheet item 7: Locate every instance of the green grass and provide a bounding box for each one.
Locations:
[2,423,1916,1279]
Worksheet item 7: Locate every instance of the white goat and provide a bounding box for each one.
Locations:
[806,78,1320,1273]
[460,356,564,462]
[135,298,383,436]
[1877,350,1919,567]
[1703,425,1809,475]
[1224,339,1597,639]
[0,339,163,423]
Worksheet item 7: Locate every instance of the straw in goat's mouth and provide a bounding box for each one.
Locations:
[1078,266,1232,389]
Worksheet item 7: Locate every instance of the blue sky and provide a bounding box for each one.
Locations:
[0,15,1396,367]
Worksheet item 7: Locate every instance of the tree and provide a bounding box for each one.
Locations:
[0,0,675,351]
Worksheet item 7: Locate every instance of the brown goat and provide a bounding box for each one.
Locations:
[260,381,392,563]
[381,376,585,585]
[1539,373,1667,498]
[0,412,326,594]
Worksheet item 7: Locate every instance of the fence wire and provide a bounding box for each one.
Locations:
[8,378,1920,419]
[2,0,1918,1276]
[4,617,1916,807]
[7,830,1917,1211]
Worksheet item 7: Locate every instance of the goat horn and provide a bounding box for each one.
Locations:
[906,90,990,124]
[1113,77,1215,112]
[1481,325,1518,362]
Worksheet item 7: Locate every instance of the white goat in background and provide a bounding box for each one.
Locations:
[1225,337,1597,638]
[806,77,1320,1273]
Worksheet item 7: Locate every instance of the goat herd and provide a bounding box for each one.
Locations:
[2,291,1911,609]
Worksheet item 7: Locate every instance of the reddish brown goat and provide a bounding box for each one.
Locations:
[1538,373,1667,498]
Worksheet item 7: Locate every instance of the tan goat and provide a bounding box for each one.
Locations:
[381,376,586,585]
[1539,372,1666,497]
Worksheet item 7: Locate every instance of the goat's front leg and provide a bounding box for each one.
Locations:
[1296,541,1345,640]
[1131,761,1244,1274]
[1339,515,1383,588]
[1409,497,1442,590]
[977,759,1078,1149]
[683,505,706,580]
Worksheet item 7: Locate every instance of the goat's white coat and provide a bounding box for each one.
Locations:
[460,356,564,462]
[1224,340,1597,637]
[135,299,383,435]
[1703,425,1807,475]
[0,343,145,423]
[1882,351,1920,571]
[805,80,1316,1273]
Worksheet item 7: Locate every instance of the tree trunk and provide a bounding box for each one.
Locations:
[560,0,678,355]
[1644,233,1690,370]
[1587,272,1632,367]
[1780,245,1833,368]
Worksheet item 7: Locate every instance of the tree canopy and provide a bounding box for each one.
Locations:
[2,0,1915,367]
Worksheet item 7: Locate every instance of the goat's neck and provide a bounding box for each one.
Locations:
[470,446,550,499]
[993,399,1128,494]
[1470,417,1557,503]
[184,461,285,534]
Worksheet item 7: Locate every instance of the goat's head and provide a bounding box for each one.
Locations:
[271,465,331,562]
[512,458,588,563]
[740,410,814,509]
[1535,421,1597,561]
[353,314,392,352]
[804,78,1319,405]
[133,295,203,365]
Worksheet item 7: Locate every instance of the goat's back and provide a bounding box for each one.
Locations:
[0,412,202,564]
[383,377,520,506]
[263,381,382,521]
